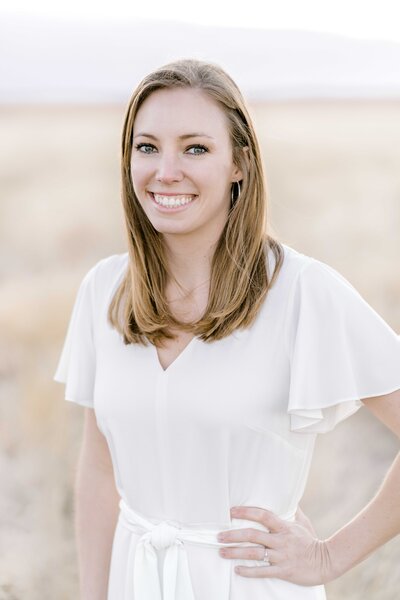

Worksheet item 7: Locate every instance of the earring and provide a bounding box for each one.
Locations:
[231,181,241,205]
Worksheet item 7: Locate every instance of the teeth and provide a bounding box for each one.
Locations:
[153,194,195,208]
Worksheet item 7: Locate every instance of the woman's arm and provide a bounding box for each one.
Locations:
[324,389,400,580]
[75,408,120,600]
[217,389,400,586]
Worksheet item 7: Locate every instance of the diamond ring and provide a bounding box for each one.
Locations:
[263,548,271,566]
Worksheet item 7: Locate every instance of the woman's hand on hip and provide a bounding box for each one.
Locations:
[217,505,334,586]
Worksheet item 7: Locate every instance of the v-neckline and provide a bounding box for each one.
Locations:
[153,336,197,374]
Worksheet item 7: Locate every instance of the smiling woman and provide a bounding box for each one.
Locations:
[109,61,273,349]
[53,58,400,600]
[130,87,242,241]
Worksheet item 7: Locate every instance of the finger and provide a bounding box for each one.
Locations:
[220,545,281,564]
[218,528,279,548]
[231,506,287,533]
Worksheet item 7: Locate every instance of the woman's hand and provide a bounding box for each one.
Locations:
[217,506,334,586]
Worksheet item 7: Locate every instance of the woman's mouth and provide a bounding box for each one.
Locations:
[149,192,197,211]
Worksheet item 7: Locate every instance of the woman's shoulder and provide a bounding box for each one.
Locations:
[278,243,360,293]
[79,252,129,304]
[275,244,373,323]
[266,242,357,307]
[281,243,315,269]
[268,242,314,289]
[89,252,129,280]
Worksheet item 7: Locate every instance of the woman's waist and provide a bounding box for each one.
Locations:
[118,498,296,550]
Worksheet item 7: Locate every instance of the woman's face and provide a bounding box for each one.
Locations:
[130,87,242,242]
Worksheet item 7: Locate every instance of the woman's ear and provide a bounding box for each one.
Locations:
[232,146,249,181]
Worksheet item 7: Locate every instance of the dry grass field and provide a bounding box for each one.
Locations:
[0,101,399,599]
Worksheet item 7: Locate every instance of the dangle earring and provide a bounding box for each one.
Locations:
[230,180,241,207]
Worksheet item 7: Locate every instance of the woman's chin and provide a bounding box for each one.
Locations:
[149,219,195,237]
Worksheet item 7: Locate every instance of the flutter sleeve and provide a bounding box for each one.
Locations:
[285,258,400,433]
[53,263,99,408]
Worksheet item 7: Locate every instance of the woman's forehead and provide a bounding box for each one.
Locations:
[134,88,230,136]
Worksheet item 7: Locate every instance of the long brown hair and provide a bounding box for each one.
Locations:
[108,58,284,346]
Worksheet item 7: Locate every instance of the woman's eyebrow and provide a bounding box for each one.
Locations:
[133,132,215,140]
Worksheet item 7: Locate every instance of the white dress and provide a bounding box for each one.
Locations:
[54,243,400,600]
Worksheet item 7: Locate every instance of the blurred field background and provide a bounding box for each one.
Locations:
[0,100,400,599]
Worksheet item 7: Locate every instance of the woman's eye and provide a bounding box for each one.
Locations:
[134,143,208,155]
[186,145,208,155]
[135,143,156,154]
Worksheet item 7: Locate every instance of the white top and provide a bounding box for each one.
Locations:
[54,243,400,600]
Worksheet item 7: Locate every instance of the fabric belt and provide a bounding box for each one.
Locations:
[118,498,296,600]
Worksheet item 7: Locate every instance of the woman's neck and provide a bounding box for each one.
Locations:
[163,232,218,291]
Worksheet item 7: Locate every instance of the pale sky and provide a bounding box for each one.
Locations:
[2,0,400,44]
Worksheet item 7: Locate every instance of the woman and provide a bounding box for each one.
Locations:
[54,59,400,600]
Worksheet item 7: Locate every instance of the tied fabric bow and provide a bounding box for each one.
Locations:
[130,520,196,600]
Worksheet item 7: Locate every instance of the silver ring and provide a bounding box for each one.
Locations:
[263,548,271,566]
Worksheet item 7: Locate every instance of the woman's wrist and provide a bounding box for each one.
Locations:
[321,535,357,583]
[307,538,338,585]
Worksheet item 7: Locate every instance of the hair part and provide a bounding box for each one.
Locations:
[108,58,284,346]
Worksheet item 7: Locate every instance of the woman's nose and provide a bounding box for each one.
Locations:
[155,154,184,183]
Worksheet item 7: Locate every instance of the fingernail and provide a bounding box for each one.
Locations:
[217,533,226,542]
